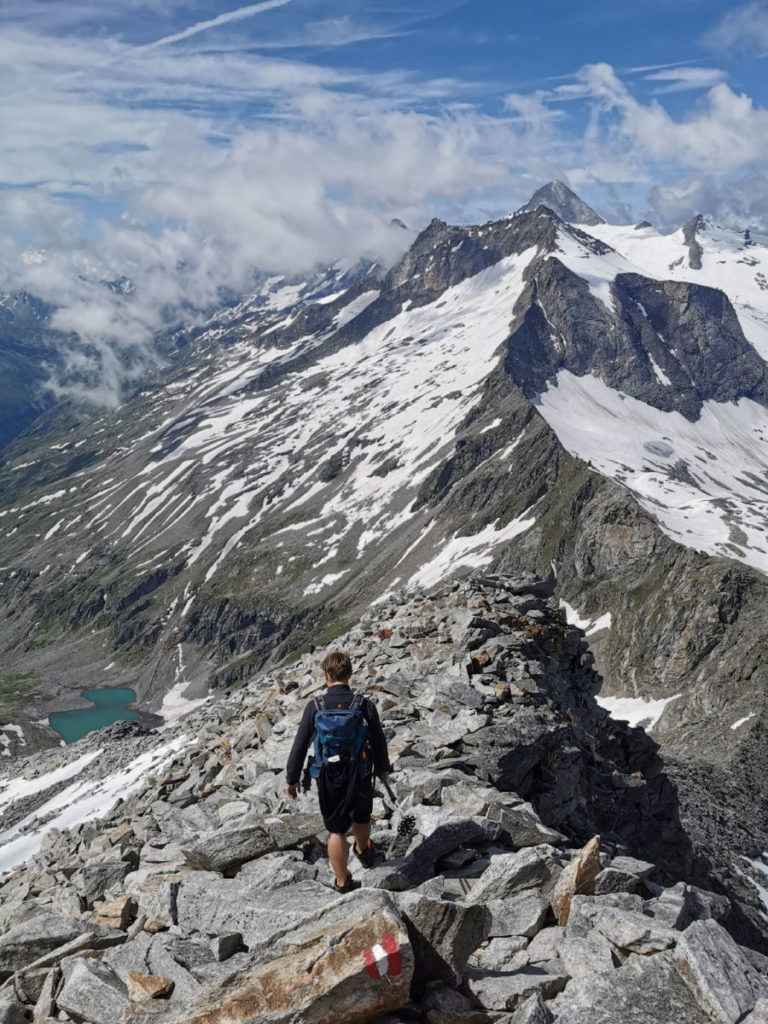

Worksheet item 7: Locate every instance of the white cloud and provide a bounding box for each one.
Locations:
[644,66,728,94]
[704,1,768,55]
[576,63,768,175]
[3,6,768,410]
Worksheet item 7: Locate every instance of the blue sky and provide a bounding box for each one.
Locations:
[1,0,768,397]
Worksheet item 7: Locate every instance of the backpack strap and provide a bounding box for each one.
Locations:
[350,693,365,712]
[313,695,325,714]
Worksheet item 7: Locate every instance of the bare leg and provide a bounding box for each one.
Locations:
[351,820,371,855]
[327,832,350,885]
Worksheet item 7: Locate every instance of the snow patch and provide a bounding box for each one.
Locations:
[731,712,757,730]
[0,738,185,875]
[408,513,535,590]
[596,693,681,732]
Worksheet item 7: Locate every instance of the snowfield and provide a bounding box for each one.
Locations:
[538,371,768,575]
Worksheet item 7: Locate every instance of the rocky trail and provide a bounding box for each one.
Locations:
[1,574,767,1023]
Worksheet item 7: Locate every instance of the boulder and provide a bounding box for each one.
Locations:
[175,876,339,950]
[264,812,325,850]
[396,891,491,987]
[32,965,58,1023]
[558,932,614,977]
[467,966,568,1010]
[525,928,564,964]
[421,984,490,1024]
[550,836,600,926]
[57,959,131,1024]
[594,867,643,895]
[673,919,768,1023]
[590,906,676,954]
[210,933,242,962]
[92,894,136,930]
[126,971,175,1001]
[383,819,503,891]
[0,913,119,972]
[484,801,566,848]
[553,951,710,1024]
[609,857,655,880]
[160,889,413,1024]
[470,936,528,971]
[470,847,560,903]
[104,932,200,1002]
[77,861,130,906]
[180,823,274,872]
[485,890,549,939]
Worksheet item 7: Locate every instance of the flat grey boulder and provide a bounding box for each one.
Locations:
[180,813,324,872]
[558,932,614,977]
[471,935,528,971]
[553,951,710,1024]
[467,965,568,1010]
[594,866,643,895]
[0,912,120,972]
[181,821,273,872]
[589,905,677,954]
[674,919,768,1023]
[57,959,131,1024]
[175,875,338,950]
[485,890,549,938]
[470,846,560,903]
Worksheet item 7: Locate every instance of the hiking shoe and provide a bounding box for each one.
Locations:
[333,873,361,894]
[354,839,377,869]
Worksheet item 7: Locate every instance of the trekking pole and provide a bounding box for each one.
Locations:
[378,774,417,838]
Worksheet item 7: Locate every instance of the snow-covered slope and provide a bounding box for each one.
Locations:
[0,196,766,773]
[537,371,768,573]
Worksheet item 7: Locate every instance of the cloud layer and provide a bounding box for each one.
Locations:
[2,2,768,406]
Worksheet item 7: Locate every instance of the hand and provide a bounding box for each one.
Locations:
[285,784,298,799]
[380,772,390,782]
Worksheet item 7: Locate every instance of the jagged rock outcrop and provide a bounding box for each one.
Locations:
[0,575,766,1022]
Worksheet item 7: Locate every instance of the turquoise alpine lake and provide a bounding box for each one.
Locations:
[49,688,138,744]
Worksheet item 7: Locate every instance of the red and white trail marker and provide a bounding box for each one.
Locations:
[362,933,403,979]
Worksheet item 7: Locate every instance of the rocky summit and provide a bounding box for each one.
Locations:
[1,574,767,1023]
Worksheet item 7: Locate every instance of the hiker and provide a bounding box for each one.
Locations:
[285,650,391,893]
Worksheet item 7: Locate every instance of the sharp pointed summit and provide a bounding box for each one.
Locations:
[519,179,605,226]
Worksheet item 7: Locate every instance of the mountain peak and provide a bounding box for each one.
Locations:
[519,180,605,226]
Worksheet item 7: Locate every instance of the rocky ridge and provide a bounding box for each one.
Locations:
[1,574,767,1023]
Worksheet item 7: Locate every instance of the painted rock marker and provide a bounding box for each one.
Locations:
[363,933,403,979]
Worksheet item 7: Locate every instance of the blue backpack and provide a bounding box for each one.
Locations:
[309,693,370,779]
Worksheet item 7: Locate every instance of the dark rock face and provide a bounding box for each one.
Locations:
[503,257,768,419]
[519,181,606,227]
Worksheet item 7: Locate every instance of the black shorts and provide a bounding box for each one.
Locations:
[317,763,374,834]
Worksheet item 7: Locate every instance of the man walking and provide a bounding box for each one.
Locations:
[285,650,391,892]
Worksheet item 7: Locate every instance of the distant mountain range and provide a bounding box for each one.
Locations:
[0,183,766,845]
